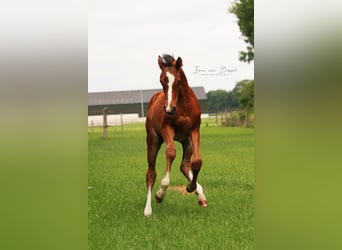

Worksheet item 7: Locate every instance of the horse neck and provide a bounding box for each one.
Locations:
[178,70,191,99]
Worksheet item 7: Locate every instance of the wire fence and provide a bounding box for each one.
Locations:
[88,112,254,128]
[88,113,144,127]
[206,110,254,128]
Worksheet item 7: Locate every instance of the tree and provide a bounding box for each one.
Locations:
[229,0,254,63]
[226,91,240,109]
[233,80,254,111]
[207,90,229,113]
[207,90,240,114]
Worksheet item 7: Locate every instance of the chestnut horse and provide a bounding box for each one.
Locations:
[144,54,208,216]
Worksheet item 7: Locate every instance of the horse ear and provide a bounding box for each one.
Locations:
[158,56,164,69]
[176,57,183,69]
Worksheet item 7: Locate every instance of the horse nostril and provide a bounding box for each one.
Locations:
[164,105,176,115]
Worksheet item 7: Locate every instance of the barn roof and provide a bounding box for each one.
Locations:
[88,87,207,106]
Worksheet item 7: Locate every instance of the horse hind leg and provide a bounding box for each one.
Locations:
[186,130,202,193]
[188,171,208,208]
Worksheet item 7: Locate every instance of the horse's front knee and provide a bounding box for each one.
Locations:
[166,144,176,161]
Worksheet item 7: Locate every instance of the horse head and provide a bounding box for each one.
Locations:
[158,54,183,115]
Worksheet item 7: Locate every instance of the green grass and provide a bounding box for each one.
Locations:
[88,122,254,249]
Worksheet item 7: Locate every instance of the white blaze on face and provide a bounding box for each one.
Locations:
[165,72,175,112]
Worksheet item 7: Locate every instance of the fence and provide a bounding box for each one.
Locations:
[88,113,144,127]
[209,110,254,128]
[87,111,253,134]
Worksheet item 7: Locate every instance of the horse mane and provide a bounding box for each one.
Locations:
[161,54,175,66]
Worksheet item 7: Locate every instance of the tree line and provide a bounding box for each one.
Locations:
[206,79,254,114]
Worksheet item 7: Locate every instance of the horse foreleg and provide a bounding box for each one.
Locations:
[156,128,176,202]
[155,171,170,202]
[155,142,176,202]
[144,131,161,216]
[180,139,193,181]
[144,161,157,216]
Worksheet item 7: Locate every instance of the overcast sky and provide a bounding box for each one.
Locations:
[88,0,254,93]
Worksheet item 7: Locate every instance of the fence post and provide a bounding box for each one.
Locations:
[244,110,248,128]
[224,109,227,126]
[103,107,108,139]
[120,113,124,132]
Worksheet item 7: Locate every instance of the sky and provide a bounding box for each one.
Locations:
[88,0,254,93]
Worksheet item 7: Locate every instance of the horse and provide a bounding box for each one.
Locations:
[144,54,208,216]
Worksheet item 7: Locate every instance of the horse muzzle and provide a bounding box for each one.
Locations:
[164,105,176,115]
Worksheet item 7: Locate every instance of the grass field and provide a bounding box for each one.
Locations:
[88,120,254,249]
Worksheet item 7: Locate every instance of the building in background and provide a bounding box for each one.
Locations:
[88,87,208,117]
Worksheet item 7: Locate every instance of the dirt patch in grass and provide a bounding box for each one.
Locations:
[168,185,191,195]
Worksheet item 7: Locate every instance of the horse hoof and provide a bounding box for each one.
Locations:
[155,195,163,203]
[144,211,152,217]
[144,207,152,216]
[198,200,208,208]
[186,184,196,193]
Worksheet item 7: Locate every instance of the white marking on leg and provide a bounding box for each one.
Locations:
[156,171,170,199]
[188,170,193,181]
[195,182,206,202]
[161,171,170,186]
[144,187,152,216]
[165,72,174,112]
[188,170,207,204]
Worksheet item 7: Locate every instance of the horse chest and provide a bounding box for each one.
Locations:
[172,116,194,137]
[175,116,192,128]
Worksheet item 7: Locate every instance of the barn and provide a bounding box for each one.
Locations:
[88,87,208,117]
